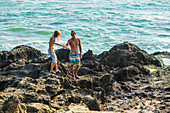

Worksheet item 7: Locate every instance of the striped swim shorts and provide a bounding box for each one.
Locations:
[69,53,80,65]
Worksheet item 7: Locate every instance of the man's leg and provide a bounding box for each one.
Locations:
[75,65,80,79]
[71,65,76,80]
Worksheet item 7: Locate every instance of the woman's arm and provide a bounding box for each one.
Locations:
[54,42,64,47]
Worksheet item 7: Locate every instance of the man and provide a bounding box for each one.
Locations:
[64,30,82,80]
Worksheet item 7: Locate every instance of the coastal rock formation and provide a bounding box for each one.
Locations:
[0,42,169,112]
[98,43,161,67]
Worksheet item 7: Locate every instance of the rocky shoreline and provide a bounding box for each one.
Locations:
[0,42,169,113]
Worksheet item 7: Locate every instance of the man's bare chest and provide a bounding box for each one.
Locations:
[70,39,79,46]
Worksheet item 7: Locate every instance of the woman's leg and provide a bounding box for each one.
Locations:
[55,60,61,72]
[50,62,55,72]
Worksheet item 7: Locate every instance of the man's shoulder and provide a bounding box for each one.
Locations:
[77,38,81,41]
[68,38,72,41]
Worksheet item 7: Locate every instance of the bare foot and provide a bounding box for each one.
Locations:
[72,76,76,80]
[50,70,56,74]
[55,69,61,73]
[75,75,80,79]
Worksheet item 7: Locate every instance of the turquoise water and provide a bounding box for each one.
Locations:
[0,0,170,54]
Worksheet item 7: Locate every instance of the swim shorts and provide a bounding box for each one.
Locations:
[69,53,80,65]
[48,49,57,62]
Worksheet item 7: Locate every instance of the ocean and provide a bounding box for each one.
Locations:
[0,0,170,54]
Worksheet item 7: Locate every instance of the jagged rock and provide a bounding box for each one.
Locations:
[27,103,56,112]
[78,78,92,89]
[67,89,101,111]
[2,62,42,78]
[100,74,114,92]
[99,42,162,68]
[82,95,100,111]
[67,103,89,112]
[82,50,96,60]
[0,45,45,62]
[115,65,144,81]
[67,91,82,103]
[82,60,107,72]
[23,91,39,103]
[30,56,49,63]
[40,61,70,76]
[78,66,97,76]
[152,51,170,56]
[0,60,12,68]
[92,76,101,88]
[45,84,60,96]
[0,43,169,112]
[0,51,9,62]
[2,96,26,113]
[55,48,70,62]
[0,76,17,91]
[97,51,110,61]
[93,87,106,104]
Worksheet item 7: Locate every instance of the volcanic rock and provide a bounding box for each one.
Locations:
[0,42,169,112]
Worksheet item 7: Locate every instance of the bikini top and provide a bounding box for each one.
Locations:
[53,36,56,44]
[49,35,55,44]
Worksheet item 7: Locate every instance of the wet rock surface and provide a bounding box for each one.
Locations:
[0,42,169,113]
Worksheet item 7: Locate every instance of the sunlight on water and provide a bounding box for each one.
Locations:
[0,0,170,54]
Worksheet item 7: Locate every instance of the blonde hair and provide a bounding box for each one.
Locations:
[54,30,64,41]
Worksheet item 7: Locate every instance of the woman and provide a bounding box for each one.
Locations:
[48,30,64,73]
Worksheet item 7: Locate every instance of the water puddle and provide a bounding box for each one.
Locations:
[161,58,170,66]
[154,80,165,84]
[145,66,158,73]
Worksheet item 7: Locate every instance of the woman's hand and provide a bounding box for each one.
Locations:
[51,53,53,57]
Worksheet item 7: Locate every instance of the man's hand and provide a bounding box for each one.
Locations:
[62,45,66,48]
[80,54,82,59]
